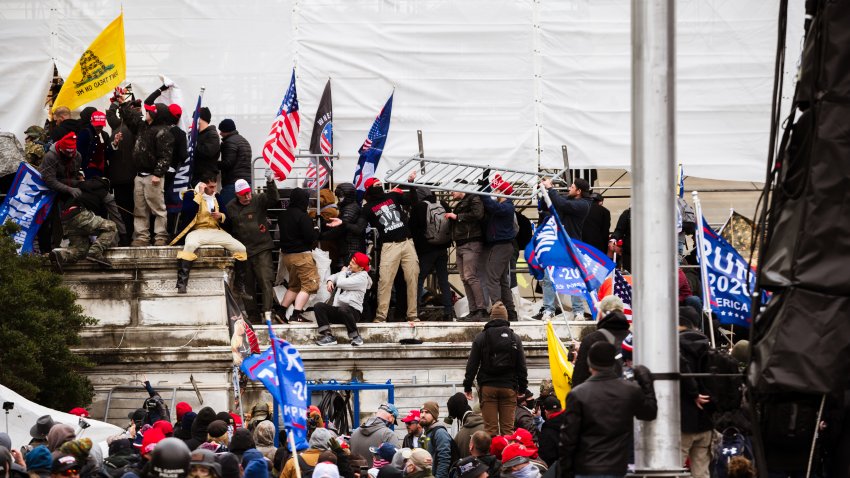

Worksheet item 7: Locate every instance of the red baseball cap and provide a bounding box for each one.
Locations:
[364,177,381,189]
[352,252,370,272]
[68,407,89,418]
[506,428,534,447]
[56,132,77,153]
[500,443,535,468]
[168,104,182,118]
[90,111,106,127]
[400,409,420,423]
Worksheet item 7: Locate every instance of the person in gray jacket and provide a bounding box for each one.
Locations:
[349,403,399,467]
[314,252,372,346]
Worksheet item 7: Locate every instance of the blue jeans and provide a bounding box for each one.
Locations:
[541,276,585,316]
[571,294,585,316]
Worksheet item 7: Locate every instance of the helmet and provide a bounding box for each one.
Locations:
[150,438,190,478]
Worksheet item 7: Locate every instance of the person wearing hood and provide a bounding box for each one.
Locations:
[314,252,371,346]
[252,421,277,463]
[277,187,339,323]
[500,444,539,478]
[349,404,399,468]
[25,445,53,478]
[678,306,713,478]
[463,302,527,437]
[102,438,139,478]
[186,407,217,451]
[226,174,280,323]
[228,429,255,460]
[170,175,248,293]
[332,183,367,271]
[191,108,220,184]
[280,428,337,478]
[217,119,252,208]
[115,86,174,247]
[48,106,80,143]
[410,187,454,321]
[445,394,482,460]
[570,295,631,388]
[535,396,564,467]
[247,403,271,433]
[359,174,419,323]
[216,453,240,478]
[47,424,76,452]
[417,402,452,478]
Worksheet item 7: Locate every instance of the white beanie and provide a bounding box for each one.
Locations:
[313,462,340,478]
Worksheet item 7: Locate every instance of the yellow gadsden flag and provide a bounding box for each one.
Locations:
[53,13,126,112]
[545,320,574,408]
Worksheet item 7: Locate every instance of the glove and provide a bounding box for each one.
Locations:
[633,365,656,396]
[477,168,491,188]
[265,169,277,182]
[69,188,82,199]
[328,437,343,454]
[158,74,174,89]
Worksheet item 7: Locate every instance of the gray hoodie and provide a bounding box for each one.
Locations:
[328,269,372,312]
[349,417,398,468]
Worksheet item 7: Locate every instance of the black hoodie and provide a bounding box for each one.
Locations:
[278,188,317,253]
[463,318,528,392]
[334,183,367,259]
[362,186,412,243]
[185,406,217,450]
[120,101,174,177]
[571,310,631,387]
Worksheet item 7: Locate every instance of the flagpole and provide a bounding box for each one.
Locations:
[692,191,716,348]
[232,365,245,427]
[544,266,575,341]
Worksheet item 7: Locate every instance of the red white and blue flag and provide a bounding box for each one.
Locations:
[352,92,393,197]
[305,80,333,189]
[612,269,633,322]
[263,70,300,181]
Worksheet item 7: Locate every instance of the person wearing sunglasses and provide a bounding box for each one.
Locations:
[50,455,79,478]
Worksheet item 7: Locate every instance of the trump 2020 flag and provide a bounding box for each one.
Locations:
[305,80,332,189]
[0,163,56,253]
[263,70,300,181]
[240,324,309,450]
[353,93,393,196]
[53,13,126,112]
[698,217,755,327]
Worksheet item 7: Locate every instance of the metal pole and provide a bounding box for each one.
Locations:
[631,0,684,476]
[692,191,716,348]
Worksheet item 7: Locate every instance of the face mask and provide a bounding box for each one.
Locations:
[511,464,538,478]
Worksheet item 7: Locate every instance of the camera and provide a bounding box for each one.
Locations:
[2,402,13,411]
[78,418,91,429]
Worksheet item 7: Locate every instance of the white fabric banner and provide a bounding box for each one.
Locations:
[0,0,804,182]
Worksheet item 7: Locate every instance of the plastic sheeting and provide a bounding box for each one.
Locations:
[0,0,803,182]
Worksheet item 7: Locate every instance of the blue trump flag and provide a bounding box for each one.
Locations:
[698,217,755,327]
[241,324,309,450]
[352,92,393,198]
[0,163,55,253]
[168,91,202,213]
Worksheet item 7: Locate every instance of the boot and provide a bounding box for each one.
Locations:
[176,259,193,294]
[233,260,249,295]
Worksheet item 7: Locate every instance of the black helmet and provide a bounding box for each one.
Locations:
[150,438,190,478]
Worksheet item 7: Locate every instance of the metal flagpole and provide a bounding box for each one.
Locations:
[631,0,684,475]
[691,191,716,348]
[538,186,576,341]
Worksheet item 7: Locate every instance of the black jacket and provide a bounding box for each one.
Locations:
[547,190,591,239]
[278,188,317,253]
[463,319,528,392]
[538,410,566,466]
[451,193,484,245]
[122,102,174,177]
[571,310,631,387]
[334,183,367,260]
[193,125,221,182]
[105,103,137,186]
[559,371,657,477]
[226,179,279,256]
[220,131,252,185]
[48,118,81,143]
[582,202,611,253]
[611,208,631,270]
[679,328,714,433]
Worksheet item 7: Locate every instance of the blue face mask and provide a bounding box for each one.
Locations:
[510,464,539,478]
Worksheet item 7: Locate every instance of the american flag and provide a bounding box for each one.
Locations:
[262,70,300,181]
[613,269,633,322]
[352,93,393,195]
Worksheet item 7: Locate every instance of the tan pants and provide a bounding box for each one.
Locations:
[133,175,168,242]
[376,239,419,321]
[480,385,516,436]
[177,228,247,261]
[681,430,712,478]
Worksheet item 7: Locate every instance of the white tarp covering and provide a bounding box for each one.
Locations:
[0,384,122,453]
[0,0,804,182]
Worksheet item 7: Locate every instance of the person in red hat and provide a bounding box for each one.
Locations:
[67,408,89,418]
[479,173,519,320]
[499,443,539,478]
[361,172,420,322]
[313,252,371,346]
[76,109,111,178]
[401,410,423,448]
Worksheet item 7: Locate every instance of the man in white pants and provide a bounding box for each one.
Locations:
[170,176,247,293]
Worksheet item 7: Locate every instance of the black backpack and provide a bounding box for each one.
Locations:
[297,454,316,478]
[481,326,518,375]
[428,427,461,475]
[704,349,743,412]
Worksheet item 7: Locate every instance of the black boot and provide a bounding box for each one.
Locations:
[176,259,193,294]
[233,260,249,295]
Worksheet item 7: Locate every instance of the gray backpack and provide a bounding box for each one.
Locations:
[424,200,452,245]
